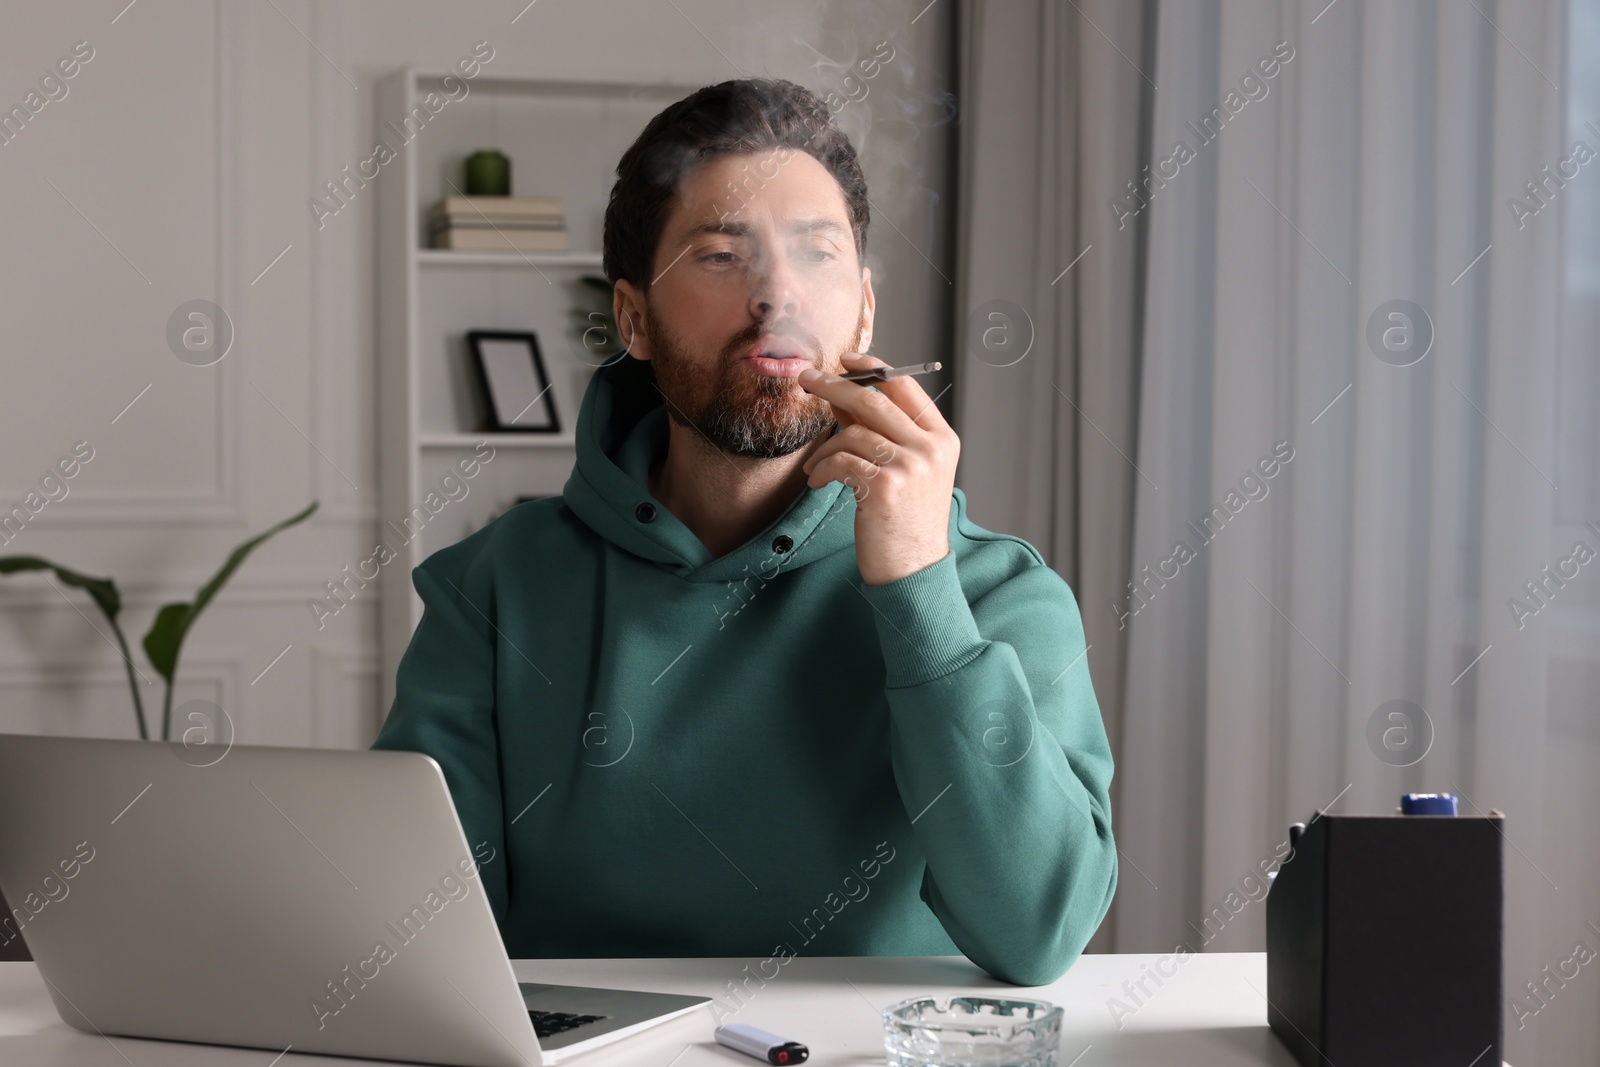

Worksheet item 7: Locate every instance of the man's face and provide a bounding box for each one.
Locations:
[615,149,875,459]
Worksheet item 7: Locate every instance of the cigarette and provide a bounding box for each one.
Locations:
[834,361,943,383]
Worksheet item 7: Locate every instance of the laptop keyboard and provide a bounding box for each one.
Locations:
[527,1009,606,1039]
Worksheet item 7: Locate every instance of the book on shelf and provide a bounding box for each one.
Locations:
[428,193,568,251]
[428,195,564,220]
[430,227,570,252]
[431,217,565,230]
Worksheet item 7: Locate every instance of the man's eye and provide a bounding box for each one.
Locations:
[703,251,736,264]
[806,250,835,262]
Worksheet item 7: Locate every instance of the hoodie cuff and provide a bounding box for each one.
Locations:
[859,551,987,689]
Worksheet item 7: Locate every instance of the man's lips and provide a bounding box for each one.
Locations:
[740,337,814,378]
[743,354,814,378]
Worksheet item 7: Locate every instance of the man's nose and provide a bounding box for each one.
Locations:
[747,250,802,319]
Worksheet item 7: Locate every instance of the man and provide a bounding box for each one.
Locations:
[373,77,1116,986]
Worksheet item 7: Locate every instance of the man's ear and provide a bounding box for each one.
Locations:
[857,266,876,353]
[612,278,655,361]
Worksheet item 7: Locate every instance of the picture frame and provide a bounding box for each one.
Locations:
[467,330,561,433]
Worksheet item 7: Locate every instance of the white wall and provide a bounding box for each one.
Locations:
[0,0,956,746]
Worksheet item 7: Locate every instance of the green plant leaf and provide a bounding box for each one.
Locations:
[0,556,150,738]
[0,557,121,621]
[142,500,319,685]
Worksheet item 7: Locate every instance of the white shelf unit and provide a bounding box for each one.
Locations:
[375,67,700,714]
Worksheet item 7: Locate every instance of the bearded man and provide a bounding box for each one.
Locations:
[373,76,1116,987]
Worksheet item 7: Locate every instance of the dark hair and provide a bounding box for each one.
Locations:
[602,77,869,292]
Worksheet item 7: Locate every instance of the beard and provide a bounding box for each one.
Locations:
[645,302,864,459]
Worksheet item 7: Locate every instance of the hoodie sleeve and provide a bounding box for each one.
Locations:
[856,541,1117,986]
[371,561,509,930]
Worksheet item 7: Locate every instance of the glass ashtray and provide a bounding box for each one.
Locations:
[882,995,1063,1067]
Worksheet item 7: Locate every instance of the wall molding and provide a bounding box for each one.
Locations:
[6,1,249,526]
[0,570,379,609]
[311,647,382,748]
[0,648,243,740]
[309,0,378,527]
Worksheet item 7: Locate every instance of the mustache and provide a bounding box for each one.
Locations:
[723,322,822,364]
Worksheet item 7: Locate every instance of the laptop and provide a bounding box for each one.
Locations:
[0,733,710,1066]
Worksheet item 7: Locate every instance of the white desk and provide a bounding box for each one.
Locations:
[0,953,1511,1066]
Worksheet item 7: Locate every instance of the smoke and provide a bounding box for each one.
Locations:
[726,5,960,279]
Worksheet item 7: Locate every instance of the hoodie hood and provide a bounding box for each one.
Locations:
[562,355,857,584]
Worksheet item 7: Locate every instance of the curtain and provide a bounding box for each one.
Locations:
[956,2,1593,1063]
[952,0,1151,951]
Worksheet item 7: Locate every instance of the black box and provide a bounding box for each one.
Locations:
[1265,811,1504,1066]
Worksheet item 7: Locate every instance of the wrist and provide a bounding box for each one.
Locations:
[861,543,950,586]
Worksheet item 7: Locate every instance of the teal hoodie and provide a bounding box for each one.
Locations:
[372,355,1116,986]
